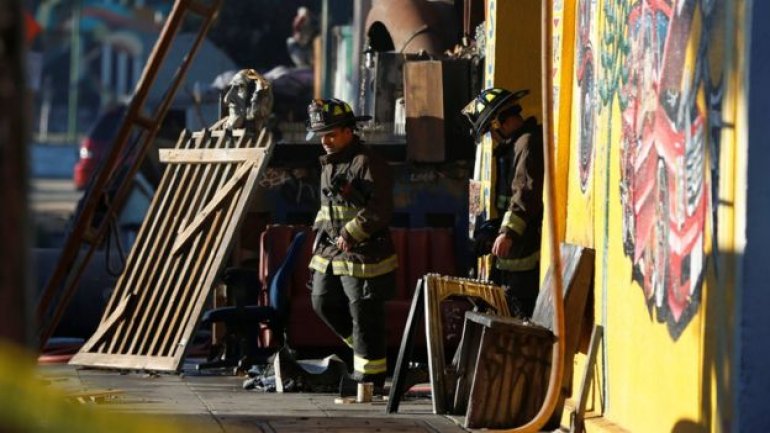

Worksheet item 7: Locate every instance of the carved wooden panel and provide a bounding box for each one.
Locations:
[422,274,508,414]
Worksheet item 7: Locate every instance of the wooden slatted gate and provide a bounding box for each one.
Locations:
[70,127,273,371]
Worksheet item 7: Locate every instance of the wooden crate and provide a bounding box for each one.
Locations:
[455,312,554,429]
[453,243,594,429]
[403,59,473,162]
[423,274,508,414]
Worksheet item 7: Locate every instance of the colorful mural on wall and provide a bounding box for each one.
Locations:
[604,0,726,338]
[575,0,596,193]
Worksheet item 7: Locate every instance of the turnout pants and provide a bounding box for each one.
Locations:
[311,269,395,382]
[498,265,540,318]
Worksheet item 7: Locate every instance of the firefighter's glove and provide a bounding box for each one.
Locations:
[471,218,501,256]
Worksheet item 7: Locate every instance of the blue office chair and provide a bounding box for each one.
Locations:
[197,231,307,371]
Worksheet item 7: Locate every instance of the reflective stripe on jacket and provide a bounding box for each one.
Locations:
[310,139,397,278]
[495,117,544,272]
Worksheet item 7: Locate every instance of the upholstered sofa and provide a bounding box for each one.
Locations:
[256,224,457,352]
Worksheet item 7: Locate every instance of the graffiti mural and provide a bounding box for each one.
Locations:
[259,167,320,205]
[616,0,725,338]
[575,0,597,193]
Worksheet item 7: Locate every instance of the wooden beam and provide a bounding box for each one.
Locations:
[158,147,263,164]
[79,294,135,353]
[171,159,255,254]
[569,325,603,433]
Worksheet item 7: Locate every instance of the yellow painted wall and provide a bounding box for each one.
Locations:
[483,0,543,120]
[522,0,743,431]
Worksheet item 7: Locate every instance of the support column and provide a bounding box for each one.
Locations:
[0,0,31,346]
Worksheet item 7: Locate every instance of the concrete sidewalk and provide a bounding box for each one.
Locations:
[41,363,469,433]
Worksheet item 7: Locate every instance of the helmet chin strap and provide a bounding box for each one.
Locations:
[490,116,512,140]
[491,123,510,140]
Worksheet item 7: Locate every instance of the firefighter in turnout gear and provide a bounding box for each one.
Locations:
[306,98,397,392]
[462,88,544,317]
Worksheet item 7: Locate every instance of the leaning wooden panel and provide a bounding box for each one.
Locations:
[462,313,554,429]
[114,130,218,356]
[460,243,594,430]
[71,128,273,371]
[422,274,508,414]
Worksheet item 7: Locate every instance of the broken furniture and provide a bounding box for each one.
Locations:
[197,231,307,372]
[386,274,508,414]
[70,127,274,371]
[423,274,509,414]
[386,244,594,429]
[453,243,594,429]
[453,312,554,428]
[256,225,457,352]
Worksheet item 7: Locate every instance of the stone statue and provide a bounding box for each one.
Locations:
[222,69,273,131]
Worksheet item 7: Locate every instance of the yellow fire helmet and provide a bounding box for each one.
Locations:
[461,88,529,140]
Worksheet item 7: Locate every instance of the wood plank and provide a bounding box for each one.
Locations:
[117,130,213,355]
[464,324,553,429]
[169,130,273,365]
[569,325,603,433]
[531,244,594,399]
[404,61,446,162]
[158,147,262,164]
[150,131,245,356]
[452,315,484,414]
[70,352,176,371]
[78,293,135,353]
[171,159,254,255]
[386,279,425,414]
[72,126,274,372]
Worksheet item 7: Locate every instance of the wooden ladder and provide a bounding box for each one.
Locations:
[36,0,225,349]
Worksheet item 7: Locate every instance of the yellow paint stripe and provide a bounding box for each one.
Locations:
[330,254,398,278]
